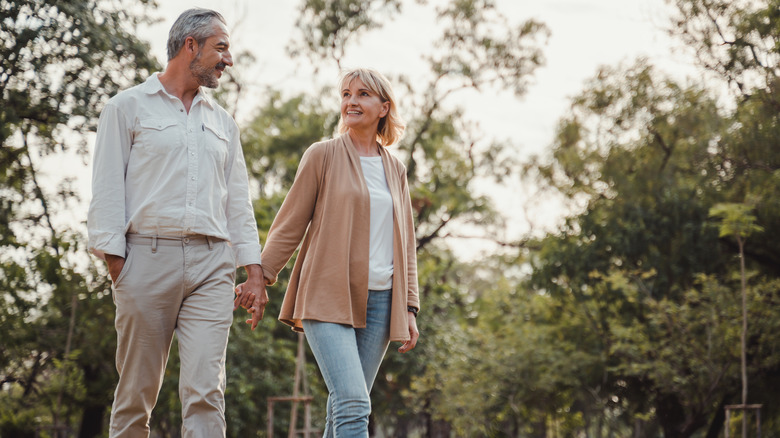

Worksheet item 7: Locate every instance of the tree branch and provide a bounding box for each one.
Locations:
[416,217,450,251]
[18,127,60,257]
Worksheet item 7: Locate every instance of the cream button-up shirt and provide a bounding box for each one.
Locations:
[87,73,261,267]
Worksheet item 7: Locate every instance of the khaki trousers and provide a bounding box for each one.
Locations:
[109,235,236,438]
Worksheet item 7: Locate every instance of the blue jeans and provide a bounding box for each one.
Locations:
[302,289,392,438]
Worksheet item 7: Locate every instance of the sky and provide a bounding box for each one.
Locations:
[62,0,707,258]
[140,0,700,145]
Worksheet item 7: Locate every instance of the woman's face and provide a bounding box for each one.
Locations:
[340,77,389,134]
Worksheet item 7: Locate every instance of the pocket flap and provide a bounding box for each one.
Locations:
[203,122,229,141]
[139,118,178,131]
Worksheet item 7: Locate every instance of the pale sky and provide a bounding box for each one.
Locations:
[59,0,706,258]
[141,1,699,149]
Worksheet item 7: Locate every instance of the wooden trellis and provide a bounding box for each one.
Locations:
[267,332,318,438]
[724,404,762,438]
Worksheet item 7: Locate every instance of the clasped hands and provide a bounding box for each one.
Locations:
[233,265,268,331]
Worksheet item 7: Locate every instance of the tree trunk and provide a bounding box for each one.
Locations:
[738,236,748,438]
[703,394,729,438]
[77,403,107,438]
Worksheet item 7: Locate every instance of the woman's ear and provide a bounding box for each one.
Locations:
[380,102,390,118]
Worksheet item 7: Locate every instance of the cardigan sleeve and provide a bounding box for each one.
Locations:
[401,168,420,310]
[260,144,323,285]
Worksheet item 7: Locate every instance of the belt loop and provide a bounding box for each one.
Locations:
[206,236,214,250]
[151,236,158,253]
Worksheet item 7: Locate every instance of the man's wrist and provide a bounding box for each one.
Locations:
[407,306,418,317]
[243,263,263,279]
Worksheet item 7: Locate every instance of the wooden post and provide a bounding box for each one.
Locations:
[268,399,275,438]
[288,332,306,438]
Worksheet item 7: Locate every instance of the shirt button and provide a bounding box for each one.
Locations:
[180,109,184,112]
[191,177,196,181]
[184,237,190,243]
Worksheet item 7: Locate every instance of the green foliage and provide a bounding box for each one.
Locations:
[287,0,403,67]
[670,0,780,96]
[522,17,780,435]
[0,0,160,436]
[709,202,765,240]
[429,0,549,97]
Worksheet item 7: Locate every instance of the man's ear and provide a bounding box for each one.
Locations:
[184,36,199,55]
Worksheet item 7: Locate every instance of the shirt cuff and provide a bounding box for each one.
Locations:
[232,242,262,268]
[88,233,127,261]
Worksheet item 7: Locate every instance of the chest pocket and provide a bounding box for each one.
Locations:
[202,121,229,164]
[135,118,181,153]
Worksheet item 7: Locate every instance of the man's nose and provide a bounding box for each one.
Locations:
[223,50,233,67]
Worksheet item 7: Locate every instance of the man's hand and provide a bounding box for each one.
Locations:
[105,254,126,284]
[233,264,268,331]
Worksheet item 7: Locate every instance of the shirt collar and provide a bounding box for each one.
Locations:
[141,73,215,110]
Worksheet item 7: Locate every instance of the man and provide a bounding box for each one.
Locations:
[87,8,268,437]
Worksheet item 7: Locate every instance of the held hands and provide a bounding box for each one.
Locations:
[233,265,268,331]
[398,311,419,353]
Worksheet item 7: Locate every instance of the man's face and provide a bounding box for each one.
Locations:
[189,22,232,89]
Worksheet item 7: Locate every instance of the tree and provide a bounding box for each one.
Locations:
[669,0,780,98]
[524,49,780,436]
[710,202,764,438]
[0,1,159,436]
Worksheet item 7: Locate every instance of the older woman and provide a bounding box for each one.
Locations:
[239,68,420,436]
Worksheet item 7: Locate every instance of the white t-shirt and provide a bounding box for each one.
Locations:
[360,156,394,290]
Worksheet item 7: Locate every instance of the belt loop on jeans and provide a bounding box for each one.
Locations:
[151,236,157,253]
[206,235,214,250]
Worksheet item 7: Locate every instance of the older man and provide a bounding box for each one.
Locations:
[87,8,267,437]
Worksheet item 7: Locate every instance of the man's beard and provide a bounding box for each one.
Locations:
[189,52,221,89]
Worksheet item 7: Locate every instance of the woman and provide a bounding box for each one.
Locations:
[241,68,420,436]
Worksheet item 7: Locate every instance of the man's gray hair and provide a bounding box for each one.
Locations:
[166,8,226,61]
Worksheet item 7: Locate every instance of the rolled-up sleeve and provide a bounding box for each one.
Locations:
[87,103,131,260]
[224,121,262,267]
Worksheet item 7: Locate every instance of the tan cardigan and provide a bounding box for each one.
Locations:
[261,134,420,342]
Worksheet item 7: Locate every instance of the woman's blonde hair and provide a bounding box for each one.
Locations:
[337,68,405,146]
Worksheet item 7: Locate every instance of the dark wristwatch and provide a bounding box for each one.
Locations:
[407,306,418,317]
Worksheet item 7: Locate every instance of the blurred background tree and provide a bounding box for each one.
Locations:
[0,1,159,437]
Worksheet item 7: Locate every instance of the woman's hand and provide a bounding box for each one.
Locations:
[233,282,255,310]
[398,311,419,353]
